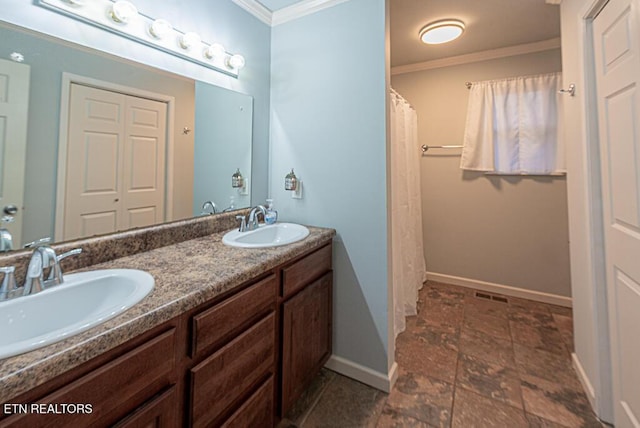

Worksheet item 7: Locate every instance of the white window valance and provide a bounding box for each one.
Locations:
[460,72,565,175]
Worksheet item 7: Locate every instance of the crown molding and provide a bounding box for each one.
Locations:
[231,0,273,26]
[545,0,562,4]
[272,0,351,26]
[391,37,562,75]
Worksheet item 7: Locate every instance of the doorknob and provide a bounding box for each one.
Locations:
[3,205,18,216]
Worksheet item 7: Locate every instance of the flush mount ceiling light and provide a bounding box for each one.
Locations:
[419,19,465,44]
[110,0,138,24]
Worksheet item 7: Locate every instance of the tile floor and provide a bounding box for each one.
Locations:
[279,281,605,428]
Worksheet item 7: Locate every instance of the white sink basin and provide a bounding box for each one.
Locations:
[0,269,154,359]
[223,223,310,248]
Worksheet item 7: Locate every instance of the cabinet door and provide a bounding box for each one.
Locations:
[281,272,332,415]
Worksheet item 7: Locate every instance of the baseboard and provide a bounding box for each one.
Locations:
[324,355,397,393]
[426,272,572,308]
[572,352,597,411]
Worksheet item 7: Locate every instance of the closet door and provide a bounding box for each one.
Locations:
[64,84,167,240]
[122,95,166,230]
[65,84,125,240]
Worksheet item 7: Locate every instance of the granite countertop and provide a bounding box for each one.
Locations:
[0,225,335,403]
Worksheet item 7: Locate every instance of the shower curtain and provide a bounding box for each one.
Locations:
[390,89,427,339]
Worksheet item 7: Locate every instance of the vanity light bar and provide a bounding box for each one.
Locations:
[38,0,245,78]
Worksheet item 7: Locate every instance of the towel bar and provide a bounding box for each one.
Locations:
[421,144,463,153]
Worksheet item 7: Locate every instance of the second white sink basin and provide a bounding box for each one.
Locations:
[223,223,310,248]
[0,269,154,359]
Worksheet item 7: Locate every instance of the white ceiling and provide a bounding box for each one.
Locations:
[390,0,561,67]
[256,0,303,12]
[240,0,561,68]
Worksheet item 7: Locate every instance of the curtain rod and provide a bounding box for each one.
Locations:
[465,82,472,89]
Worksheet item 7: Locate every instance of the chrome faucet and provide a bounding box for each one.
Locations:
[201,200,217,215]
[247,205,266,231]
[20,238,82,297]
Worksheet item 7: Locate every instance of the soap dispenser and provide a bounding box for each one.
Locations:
[264,199,278,225]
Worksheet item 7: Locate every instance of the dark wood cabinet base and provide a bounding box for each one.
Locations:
[0,242,333,428]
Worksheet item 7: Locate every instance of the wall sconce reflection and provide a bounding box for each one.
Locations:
[232,168,244,189]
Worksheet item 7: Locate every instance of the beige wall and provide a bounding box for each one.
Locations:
[392,49,572,297]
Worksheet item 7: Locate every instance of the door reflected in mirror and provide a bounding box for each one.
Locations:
[0,21,253,251]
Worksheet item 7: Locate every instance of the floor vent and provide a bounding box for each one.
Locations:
[474,291,509,304]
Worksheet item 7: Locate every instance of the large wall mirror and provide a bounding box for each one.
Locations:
[0,21,253,252]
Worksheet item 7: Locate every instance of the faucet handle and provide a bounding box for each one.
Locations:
[24,237,52,248]
[48,248,82,285]
[235,215,247,232]
[0,266,16,300]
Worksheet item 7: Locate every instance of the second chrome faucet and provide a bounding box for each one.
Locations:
[235,205,267,232]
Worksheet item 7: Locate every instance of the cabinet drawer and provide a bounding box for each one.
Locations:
[190,312,276,428]
[221,375,274,428]
[282,244,332,297]
[113,386,178,428]
[2,329,176,428]
[192,274,276,357]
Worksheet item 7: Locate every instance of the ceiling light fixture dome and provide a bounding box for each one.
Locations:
[419,19,465,44]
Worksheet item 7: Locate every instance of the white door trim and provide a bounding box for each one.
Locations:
[55,73,175,241]
[571,0,614,421]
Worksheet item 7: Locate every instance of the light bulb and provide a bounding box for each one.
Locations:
[179,32,201,50]
[63,0,86,5]
[204,43,226,60]
[110,0,138,24]
[148,19,172,39]
[226,54,246,70]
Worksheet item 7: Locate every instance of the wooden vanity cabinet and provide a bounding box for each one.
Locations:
[0,240,333,428]
[279,244,333,417]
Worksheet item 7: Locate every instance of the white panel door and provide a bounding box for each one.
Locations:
[593,0,640,426]
[122,95,166,230]
[65,84,124,240]
[0,58,30,248]
[64,84,167,240]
